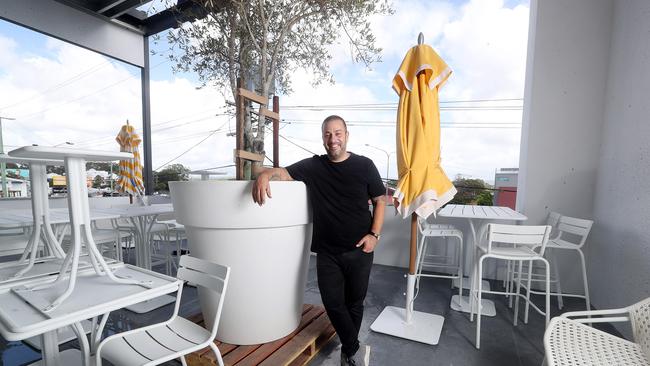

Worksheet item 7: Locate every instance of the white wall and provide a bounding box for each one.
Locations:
[518,0,613,293]
[518,0,613,225]
[589,0,650,316]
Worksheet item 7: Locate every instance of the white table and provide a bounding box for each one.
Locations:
[0,154,67,276]
[8,146,143,313]
[190,170,226,180]
[94,204,176,313]
[438,204,527,316]
[95,204,173,271]
[0,263,181,366]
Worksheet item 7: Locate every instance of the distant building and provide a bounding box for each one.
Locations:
[0,177,28,198]
[493,168,518,209]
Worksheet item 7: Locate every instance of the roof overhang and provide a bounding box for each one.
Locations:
[0,0,227,67]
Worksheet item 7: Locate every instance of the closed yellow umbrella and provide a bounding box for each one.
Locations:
[393,44,457,218]
[371,38,456,345]
[115,121,144,198]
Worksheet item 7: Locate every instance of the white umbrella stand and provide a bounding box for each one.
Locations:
[370,213,445,345]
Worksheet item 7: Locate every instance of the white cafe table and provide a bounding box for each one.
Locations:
[0,154,67,276]
[8,146,144,313]
[438,204,527,316]
[0,263,181,366]
[94,204,174,271]
[93,204,176,313]
[190,169,226,180]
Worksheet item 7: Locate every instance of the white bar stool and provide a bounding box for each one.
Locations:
[415,218,463,299]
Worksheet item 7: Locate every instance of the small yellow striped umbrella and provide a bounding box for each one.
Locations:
[115,122,144,197]
[393,44,457,219]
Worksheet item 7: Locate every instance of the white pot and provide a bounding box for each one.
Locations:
[169,180,312,345]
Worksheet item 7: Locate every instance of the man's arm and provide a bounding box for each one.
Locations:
[356,196,386,253]
[252,167,293,205]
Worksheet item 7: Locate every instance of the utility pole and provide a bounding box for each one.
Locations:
[0,116,16,198]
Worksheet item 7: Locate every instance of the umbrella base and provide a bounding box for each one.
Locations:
[450,295,496,316]
[370,306,444,345]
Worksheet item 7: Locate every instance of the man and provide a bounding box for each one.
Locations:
[252,115,386,366]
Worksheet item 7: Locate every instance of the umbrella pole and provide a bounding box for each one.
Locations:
[409,213,417,274]
[405,213,417,323]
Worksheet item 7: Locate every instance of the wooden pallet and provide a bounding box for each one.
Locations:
[186,304,336,366]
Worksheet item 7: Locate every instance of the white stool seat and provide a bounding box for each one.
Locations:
[480,246,539,259]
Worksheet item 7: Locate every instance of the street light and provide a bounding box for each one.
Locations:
[53,141,74,147]
[365,143,395,198]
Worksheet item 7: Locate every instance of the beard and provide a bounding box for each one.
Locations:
[324,143,346,161]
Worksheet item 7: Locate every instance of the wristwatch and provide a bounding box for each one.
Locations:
[369,231,381,240]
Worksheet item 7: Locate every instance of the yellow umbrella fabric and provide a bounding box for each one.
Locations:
[115,122,144,196]
[393,44,457,219]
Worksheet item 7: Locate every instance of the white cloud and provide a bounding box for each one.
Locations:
[0,0,529,183]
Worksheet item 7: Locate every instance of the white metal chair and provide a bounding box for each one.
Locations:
[519,215,594,315]
[506,211,563,308]
[544,296,650,366]
[470,223,552,349]
[96,255,230,366]
[415,217,463,298]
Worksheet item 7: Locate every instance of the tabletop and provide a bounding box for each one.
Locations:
[9,146,133,161]
[0,153,62,164]
[95,204,174,218]
[0,208,121,228]
[0,263,180,341]
[438,204,527,221]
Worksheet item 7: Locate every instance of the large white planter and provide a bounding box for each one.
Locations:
[169,180,312,345]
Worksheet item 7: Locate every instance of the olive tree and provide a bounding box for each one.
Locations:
[162,0,392,175]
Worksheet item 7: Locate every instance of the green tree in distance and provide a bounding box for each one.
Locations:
[92,175,105,188]
[450,176,493,206]
[154,164,191,192]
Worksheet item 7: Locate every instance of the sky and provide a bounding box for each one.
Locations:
[0,0,530,184]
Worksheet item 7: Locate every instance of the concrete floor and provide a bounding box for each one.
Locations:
[0,252,611,366]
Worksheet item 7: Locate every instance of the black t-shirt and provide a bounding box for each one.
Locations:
[286,153,385,254]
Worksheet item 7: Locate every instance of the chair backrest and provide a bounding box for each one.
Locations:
[417,217,427,233]
[487,224,552,254]
[177,255,230,337]
[630,297,650,360]
[546,212,562,239]
[555,215,593,248]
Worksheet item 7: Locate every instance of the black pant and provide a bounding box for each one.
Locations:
[317,248,374,357]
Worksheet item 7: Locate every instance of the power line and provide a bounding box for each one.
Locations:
[284,119,521,125]
[277,133,319,155]
[154,130,220,171]
[15,59,170,120]
[282,98,523,110]
[282,120,521,129]
[0,61,112,111]
[154,120,230,171]
[72,113,231,148]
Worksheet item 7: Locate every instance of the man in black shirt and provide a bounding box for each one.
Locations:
[252,115,385,366]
